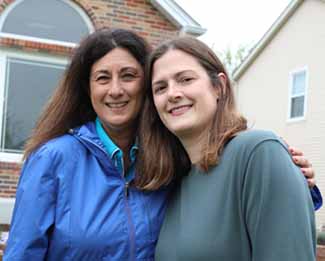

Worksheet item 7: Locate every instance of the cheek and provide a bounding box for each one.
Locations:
[89,84,107,110]
[153,96,165,119]
[152,95,160,111]
[129,80,143,97]
[206,94,217,109]
[90,90,101,108]
[205,99,218,122]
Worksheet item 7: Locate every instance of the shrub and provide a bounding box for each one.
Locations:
[317,231,325,245]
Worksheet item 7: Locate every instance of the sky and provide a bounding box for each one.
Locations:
[175,0,291,53]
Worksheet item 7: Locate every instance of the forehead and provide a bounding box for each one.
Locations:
[92,47,143,72]
[152,49,205,79]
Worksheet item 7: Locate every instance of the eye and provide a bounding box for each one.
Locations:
[179,76,195,84]
[121,73,137,82]
[153,84,167,94]
[121,68,142,81]
[95,75,110,83]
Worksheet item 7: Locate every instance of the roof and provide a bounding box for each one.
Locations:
[150,0,206,36]
[233,0,304,81]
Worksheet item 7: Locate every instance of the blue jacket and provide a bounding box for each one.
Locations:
[4,122,169,261]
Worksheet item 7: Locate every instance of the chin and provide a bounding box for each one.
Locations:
[102,117,132,130]
[169,125,193,138]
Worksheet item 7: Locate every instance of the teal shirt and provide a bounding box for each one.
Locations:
[155,130,315,261]
[95,118,137,181]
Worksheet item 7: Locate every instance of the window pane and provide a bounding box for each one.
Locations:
[292,71,306,95]
[290,96,304,118]
[2,0,89,43]
[3,58,65,152]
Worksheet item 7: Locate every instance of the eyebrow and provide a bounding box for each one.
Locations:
[152,70,195,85]
[92,69,109,75]
[175,70,194,78]
[120,67,141,74]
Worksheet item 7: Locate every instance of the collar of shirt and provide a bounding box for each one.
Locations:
[95,118,138,181]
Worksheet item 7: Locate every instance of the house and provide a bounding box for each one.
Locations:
[0,0,205,223]
[233,0,325,227]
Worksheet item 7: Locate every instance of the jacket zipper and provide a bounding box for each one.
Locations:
[73,133,137,260]
[124,181,136,260]
[125,182,130,197]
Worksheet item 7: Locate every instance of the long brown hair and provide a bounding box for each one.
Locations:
[24,28,150,159]
[136,36,247,190]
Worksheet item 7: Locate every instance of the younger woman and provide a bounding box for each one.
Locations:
[138,37,316,260]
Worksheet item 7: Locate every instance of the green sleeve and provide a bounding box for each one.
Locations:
[242,139,316,261]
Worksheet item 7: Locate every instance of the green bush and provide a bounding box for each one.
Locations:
[317,231,325,245]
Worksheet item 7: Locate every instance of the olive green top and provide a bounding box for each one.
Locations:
[155,130,315,261]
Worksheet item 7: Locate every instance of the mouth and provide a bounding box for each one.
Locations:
[105,101,128,109]
[169,104,192,116]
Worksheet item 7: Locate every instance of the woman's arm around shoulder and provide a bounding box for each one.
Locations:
[288,145,323,210]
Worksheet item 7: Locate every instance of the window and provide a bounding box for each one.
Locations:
[0,56,66,153]
[0,0,93,160]
[288,68,308,120]
[0,0,92,45]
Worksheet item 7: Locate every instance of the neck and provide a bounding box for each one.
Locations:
[103,124,136,155]
[179,130,209,165]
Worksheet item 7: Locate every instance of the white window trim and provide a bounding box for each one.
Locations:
[0,32,78,48]
[287,66,308,123]
[0,197,15,224]
[0,48,68,162]
[0,0,94,47]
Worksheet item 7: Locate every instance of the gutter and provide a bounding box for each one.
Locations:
[150,0,206,36]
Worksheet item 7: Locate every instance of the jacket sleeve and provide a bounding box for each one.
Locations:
[4,146,58,260]
[311,185,322,210]
[242,140,316,261]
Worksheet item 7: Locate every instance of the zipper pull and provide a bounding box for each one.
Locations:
[125,182,129,197]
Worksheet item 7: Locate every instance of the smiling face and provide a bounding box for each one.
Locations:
[90,47,144,134]
[152,49,220,139]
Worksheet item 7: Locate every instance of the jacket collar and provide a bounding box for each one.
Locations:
[69,122,120,176]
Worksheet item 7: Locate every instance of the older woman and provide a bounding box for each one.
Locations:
[138,36,316,260]
[4,28,168,260]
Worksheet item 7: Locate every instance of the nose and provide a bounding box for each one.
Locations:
[167,83,182,102]
[108,77,124,98]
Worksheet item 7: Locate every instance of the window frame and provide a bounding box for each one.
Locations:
[287,66,308,123]
[0,49,68,162]
[0,0,94,47]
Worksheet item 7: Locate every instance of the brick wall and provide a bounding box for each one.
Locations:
[318,245,325,261]
[74,0,179,46]
[0,37,73,56]
[0,0,181,198]
[0,162,21,198]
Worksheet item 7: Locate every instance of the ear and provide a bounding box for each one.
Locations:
[216,72,227,97]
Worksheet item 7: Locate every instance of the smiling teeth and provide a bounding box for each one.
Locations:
[172,107,184,113]
[107,102,127,108]
[170,105,192,116]
[171,105,190,113]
